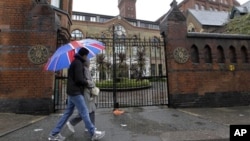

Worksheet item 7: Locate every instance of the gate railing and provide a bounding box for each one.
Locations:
[54,36,168,111]
[53,76,67,112]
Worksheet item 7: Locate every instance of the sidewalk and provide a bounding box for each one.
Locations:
[0,113,46,137]
[0,105,250,141]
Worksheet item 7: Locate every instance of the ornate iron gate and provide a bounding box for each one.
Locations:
[54,36,168,111]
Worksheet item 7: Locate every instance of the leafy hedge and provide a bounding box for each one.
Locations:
[96,78,151,89]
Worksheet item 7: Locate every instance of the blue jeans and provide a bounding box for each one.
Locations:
[50,93,95,136]
[70,111,95,126]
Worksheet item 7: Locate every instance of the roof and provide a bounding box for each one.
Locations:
[72,11,157,24]
[242,0,250,13]
[233,6,248,13]
[229,1,250,19]
[188,9,229,26]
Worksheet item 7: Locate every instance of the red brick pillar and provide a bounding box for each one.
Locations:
[0,1,58,114]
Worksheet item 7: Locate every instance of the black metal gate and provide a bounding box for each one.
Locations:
[54,36,168,111]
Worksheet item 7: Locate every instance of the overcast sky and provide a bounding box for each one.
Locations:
[73,0,249,21]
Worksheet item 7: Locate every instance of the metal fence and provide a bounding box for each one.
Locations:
[54,37,168,111]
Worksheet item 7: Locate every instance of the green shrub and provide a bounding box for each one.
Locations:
[96,78,151,89]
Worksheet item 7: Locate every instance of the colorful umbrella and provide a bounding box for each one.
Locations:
[44,39,105,72]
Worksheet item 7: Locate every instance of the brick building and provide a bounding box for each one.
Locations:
[186,9,229,32]
[157,0,241,34]
[0,0,72,114]
[71,0,164,79]
[0,0,249,114]
[179,0,240,14]
[160,1,250,107]
[118,0,137,19]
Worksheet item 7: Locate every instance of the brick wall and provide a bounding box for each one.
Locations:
[0,1,58,114]
[118,0,136,19]
[161,3,250,108]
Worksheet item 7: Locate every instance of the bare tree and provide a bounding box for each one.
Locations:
[117,53,128,77]
[135,46,146,80]
[96,54,107,80]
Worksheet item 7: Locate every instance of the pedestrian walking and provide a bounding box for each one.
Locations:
[66,58,99,133]
[48,48,105,141]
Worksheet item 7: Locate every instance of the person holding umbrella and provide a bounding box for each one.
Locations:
[66,58,99,133]
[48,48,105,141]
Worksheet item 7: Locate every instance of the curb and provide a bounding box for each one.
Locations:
[0,116,47,137]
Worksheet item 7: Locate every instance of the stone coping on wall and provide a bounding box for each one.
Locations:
[187,32,250,39]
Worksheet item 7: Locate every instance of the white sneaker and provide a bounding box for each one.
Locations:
[91,130,105,141]
[85,128,97,132]
[48,133,65,141]
[66,121,75,133]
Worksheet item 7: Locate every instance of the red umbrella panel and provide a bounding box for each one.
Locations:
[44,39,105,72]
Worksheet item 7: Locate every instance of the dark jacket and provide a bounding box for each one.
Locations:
[67,54,88,96]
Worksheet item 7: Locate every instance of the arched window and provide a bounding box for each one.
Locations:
[204,45,212,63]
[241,46,248,63]
[201,5,205,10]
[191,45,199,63]
[229,46,237,63]
[217,46,225,63]
[71,29,84,40]
[195,4,199,10]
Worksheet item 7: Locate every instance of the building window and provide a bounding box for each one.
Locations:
[72,15,76,20]
[71,29,84,40]
[151,46,159,57]
[229,46,237,63]
[80,16,85,21]
[204,45,212,63]
[72,15,85,21]
[100,18,108,23]
[241,46,248,63]
[217,46,225,63]
[51,0,62,9]
[201,5,205,10]
[191,45,199,63]
[151,64,156,76]
[158,64,162,76]
[129,22,136,26]
[140,22,145,28]
[195,4,199,10]
[132,46,137,56]
[148,24,158,29]
[90,17,96,22]
[115,46,125,53]
[153,25,159,29]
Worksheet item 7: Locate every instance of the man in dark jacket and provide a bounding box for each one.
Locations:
[48,48,105,141]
